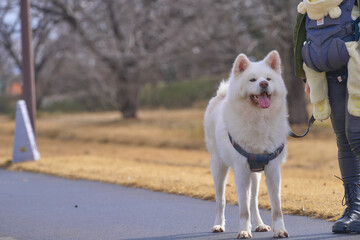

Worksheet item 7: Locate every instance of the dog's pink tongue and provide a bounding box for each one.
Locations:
[258,93,270,108]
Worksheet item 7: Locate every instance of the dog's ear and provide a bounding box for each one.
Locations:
[264,50,281,73]
[233,54,250,76]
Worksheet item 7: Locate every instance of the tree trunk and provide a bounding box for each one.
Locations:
[116,73,139,119]
[284,48,309,124]
[120,99,138,119]
[287,81,309,124]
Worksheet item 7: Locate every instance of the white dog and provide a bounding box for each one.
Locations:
[204,51,289,238]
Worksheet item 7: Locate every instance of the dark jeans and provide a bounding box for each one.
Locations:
[327,66,360,183]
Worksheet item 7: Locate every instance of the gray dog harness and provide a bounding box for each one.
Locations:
[228,133,284,172]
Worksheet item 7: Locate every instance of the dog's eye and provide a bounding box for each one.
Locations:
[249,78,256,82]
[266,77,271,81]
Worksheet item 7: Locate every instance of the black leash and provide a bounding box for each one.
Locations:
[288,115,316,138]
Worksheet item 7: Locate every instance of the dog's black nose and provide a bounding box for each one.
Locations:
[260,81,268,89]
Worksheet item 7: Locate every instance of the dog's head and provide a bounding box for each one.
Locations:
[227,50,287,109]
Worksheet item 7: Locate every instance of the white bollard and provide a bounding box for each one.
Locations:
[12,100,40,163]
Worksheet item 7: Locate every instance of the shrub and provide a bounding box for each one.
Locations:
[0,96,18,115]
[139,75,224,109]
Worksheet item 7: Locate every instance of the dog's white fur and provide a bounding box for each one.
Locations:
[204,51,289,238]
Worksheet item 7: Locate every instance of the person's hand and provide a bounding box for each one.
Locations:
[304,81,310,95]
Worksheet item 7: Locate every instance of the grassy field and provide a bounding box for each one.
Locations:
[0,109,345,221]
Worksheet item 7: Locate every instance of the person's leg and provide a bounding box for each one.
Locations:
[327,67,360,233]
[328,68,359,183]
[342,95,360,233]
[344,115,360,183]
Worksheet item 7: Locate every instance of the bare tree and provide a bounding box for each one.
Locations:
[0,0,71,109]
[32,0,170,118]
[27,0,307,122]
[34,1,255,117]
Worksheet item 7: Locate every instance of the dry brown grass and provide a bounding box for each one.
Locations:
[0,109,344,221]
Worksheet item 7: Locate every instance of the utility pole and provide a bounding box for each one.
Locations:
[20,0,36,135]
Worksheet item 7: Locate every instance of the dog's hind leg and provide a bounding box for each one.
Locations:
[265,162,289,238]
[250,173,271,232]
[210,156,229,233]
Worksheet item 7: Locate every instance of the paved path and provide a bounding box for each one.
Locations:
[0,169,359,240]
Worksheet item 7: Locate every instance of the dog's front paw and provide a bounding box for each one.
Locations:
[255,224,271,232]
[237,231,252,239]
[212,225,225,233]
[273,229,289,238]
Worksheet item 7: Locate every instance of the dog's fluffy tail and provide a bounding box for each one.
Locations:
[216,80,228,98]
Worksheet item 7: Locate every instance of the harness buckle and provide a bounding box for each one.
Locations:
[248,154,269,172]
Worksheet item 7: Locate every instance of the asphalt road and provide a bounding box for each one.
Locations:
[0,169,359,240]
